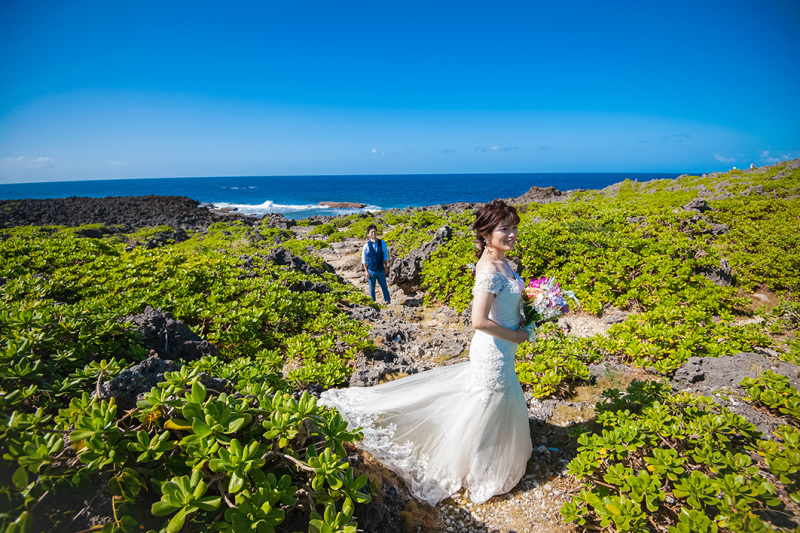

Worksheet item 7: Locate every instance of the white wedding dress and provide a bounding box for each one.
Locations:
[319,270,532,506]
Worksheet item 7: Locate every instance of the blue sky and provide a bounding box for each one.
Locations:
[1,0,798,183]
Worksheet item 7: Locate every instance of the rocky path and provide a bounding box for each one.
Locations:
[302,229,798,533]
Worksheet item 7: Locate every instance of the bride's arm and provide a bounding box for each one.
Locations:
[472,291,529,344]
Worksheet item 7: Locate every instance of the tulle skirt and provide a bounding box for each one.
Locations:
[318,360,532,506]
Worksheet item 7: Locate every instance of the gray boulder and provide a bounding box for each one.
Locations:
[683,198,712,213]
[125,306,219,361]
[98,356,180,410]
[261,213,296,230]
[509,186,567,204]
[265,247,334,276]
[98,356,231,410]
[701,258,733,286]
[287,280,332,294]
[671,352,800,436]
[388,226,453,294]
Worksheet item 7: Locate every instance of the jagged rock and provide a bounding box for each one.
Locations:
[710,222,730,236]
[509,186,568,205]
[701,258,733,286]
[98,356,230,410]
[265,247,334,276]
[98,356,179,410]
[124,306,219,361]
[288,280,332,294]
[388,226,453,294]
[671,352,800,435]
[304,214,335,225]
[527,397,559,424]
[348,352,420,387]
[743,184,766,196]
[319,201,366,208]
[672,352,800,391]
[261,213,296,230]
[0,196,257,231]
[683,198,712,213]
[343,304,381,322]
[696,186,713,198]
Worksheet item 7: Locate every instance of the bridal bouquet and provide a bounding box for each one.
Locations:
[521,277,579,342]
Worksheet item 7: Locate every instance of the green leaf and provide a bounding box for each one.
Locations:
[166,507,189,533]
[151,501,179,517]
[229,471,245,493]
[12,465,29,489]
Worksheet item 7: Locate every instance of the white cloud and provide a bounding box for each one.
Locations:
[1,156,57,170]
[367,148,398,157]
[714,153,736,164]
[760,150,800,164]
[473,145,521,153]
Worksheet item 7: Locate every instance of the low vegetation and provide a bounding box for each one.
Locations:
[1,161,798,531]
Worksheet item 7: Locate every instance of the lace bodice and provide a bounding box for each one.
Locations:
[472,269,523,328]
[470,269,524,393]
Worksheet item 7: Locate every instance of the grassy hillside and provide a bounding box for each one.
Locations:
[1,160,798,532]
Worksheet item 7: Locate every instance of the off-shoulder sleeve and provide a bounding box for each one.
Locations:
[472,270,505,296]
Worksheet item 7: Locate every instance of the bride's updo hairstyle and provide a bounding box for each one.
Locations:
[472,199,520,259]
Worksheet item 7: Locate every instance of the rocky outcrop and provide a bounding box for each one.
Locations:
[98,356,230,410]
[508,186,569,205]
[678,198,730,237]
[671,352,800,436]
[683,198,712,213]
[261,213,297,230]
[124,306,220,361]
[265,247,335,276]
[701,258,734,286]
[388,226,453,294]
[319,201,367,209]
[0,196,257,231]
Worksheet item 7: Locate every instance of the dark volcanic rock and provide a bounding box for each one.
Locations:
[683,198,712,213]
[99,356,231,411]
[124,306,219,361]
[0,195,257,231]
[388,226,453,294]
[319,201,367,208]
[98,356,180,410]
[266,247,334,276]
[354,483,409,533]
[509,186,568,204]
[288,280,332,294]
[261,213,297,230]
[700,258,734,286]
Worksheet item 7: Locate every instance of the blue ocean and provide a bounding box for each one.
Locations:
[0,173,682,219]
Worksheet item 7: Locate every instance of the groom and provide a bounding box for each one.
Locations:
[362,224,391,304]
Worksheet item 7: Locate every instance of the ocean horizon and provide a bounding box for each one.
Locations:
[0,172,687,219]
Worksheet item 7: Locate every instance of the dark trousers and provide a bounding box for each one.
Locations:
[368,270,391,303]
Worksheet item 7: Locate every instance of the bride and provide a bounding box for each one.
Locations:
[319,200,533,506]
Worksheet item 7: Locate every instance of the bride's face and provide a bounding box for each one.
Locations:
[486,217,518,253]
